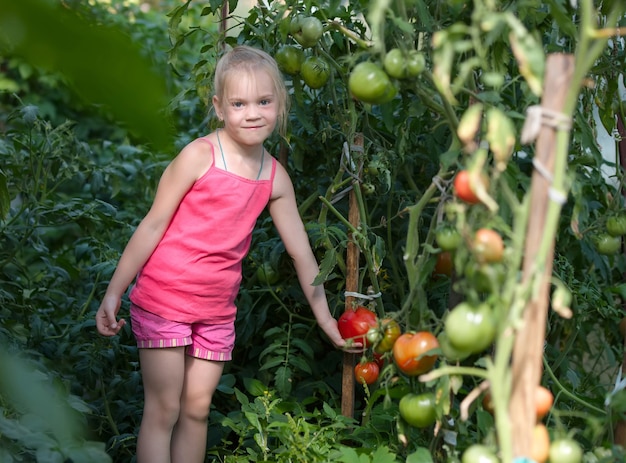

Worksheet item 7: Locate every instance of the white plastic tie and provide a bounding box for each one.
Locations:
[344,291,382,301]
[521,105,572,144]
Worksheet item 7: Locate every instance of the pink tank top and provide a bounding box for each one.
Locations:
[129,138,276,324]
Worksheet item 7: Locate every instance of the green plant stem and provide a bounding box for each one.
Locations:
[419,365,490,382]
[543,356,606,415]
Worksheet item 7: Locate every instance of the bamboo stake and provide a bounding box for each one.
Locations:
[510,54,575,457]
[341,133,363,418]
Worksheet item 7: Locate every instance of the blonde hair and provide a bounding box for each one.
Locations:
[213,45,289,136]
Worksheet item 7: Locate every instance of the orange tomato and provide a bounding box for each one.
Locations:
[392,331,439,376]
[536,385,554,420]
[530,423,550,463]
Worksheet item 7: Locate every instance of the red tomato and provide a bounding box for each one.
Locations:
[454,170,483,204]
[392,331,439,376]
[354,361,380,385]
[338,307,378,346]
[433,251,453,278]
[473,228,504,263]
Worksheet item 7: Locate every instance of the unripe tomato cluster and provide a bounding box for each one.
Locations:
[274,16,331,90]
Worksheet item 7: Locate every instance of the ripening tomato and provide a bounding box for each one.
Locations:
[399,392,437,428]
[374,318,402,353]
[256,262,280,285]
[406,50,426,77]
[531,423,550,463]
[338,307,378,346]
[536,385,554,420]
[354,361,380,385]
[473,228,504,264]
[393,331,439,376]
[454,170,484,204]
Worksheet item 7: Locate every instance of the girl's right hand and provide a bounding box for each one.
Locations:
[95,296,126,336]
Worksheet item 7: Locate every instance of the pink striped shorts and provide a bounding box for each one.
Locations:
[130,304,234,361]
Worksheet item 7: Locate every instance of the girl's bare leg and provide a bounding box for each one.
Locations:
[171,357,224,463]
[136,347,186,463]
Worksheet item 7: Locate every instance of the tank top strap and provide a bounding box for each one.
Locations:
[269,156,277,183]
[198,136,216,166]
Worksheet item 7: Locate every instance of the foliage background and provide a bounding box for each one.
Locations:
[1,0,626,462]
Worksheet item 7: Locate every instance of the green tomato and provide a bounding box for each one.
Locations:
[275,45,305,75]
[461,445,499,463]
[348,61,397,105]
[300,56,330,89]
[256,262,280,285]
[406,50,426,76]
[436,226,462,251]
[383,48,406,79]
[437,332,470,362]
[290,16,323,48]
[398,392,437,428]
[595,233,621,255]
[549,438,583,463]
[444,302,496,355]
[606,214,626,237]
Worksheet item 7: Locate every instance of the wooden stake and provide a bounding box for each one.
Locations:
[341,133,363,418]
[510,54,575,457]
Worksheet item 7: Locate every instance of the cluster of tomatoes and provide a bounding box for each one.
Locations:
[337,306,440,428]
[274,15,427,103]
[595,212,626,256]
[274,15,330,89]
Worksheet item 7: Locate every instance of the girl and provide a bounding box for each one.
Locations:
[95,45,349,463]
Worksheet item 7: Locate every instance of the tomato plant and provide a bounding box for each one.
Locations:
[300,56,330,89]
[444,302,496,355]
[548,438,583,463]
[398,392,437,428]
[461,444,499,463]
[473,228,504,264]
[290,16,323,48]
[348,61,397,104]
[436,226,462,251]
[453,170,485,204]
[595,233,621,255]
[606,214,626,236]
[274,45,305,75]
[373,318,401,353]
[338,307,378,346]
[392,331,439,376]
[354,361,380,385]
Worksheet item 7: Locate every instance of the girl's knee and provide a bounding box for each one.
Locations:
[180,394,213,422]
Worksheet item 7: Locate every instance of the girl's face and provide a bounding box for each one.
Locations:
[214,69,279,147]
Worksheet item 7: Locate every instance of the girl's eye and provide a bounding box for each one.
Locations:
[232,101,243,108]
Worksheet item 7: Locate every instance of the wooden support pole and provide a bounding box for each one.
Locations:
[341,133,363,418]
[509,54,575,457]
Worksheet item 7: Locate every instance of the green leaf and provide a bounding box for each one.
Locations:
[407,447,433,463]
[0,170,9,220]
[0,0,172,149]
[274,365,292,396]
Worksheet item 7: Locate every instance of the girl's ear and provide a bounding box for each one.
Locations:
[212,95,222,120]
